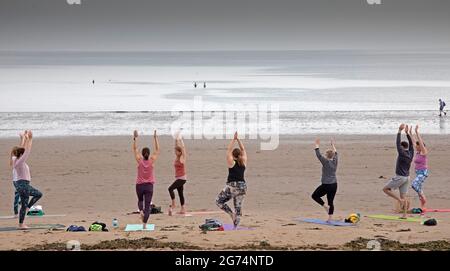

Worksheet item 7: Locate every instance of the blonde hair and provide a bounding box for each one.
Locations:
[325,149,335,159]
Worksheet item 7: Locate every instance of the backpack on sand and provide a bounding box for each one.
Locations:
[89,222,108,232]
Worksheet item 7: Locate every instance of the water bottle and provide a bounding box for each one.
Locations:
[112,218,119,229]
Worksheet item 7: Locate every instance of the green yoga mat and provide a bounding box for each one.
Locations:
[125,224,155,232]
[0,224,65,232]
[367,215,423,222]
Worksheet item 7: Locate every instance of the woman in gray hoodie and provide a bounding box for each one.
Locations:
[312,138,338,223]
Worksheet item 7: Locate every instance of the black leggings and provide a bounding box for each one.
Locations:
[168,179,186,206]
[136,183,154,223]
[312,183,337,215]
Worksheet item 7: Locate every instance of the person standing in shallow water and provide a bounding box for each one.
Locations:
[311,138,338,223]
[132,130,160,229]
[216,132,247,228]
[439,99,447,117]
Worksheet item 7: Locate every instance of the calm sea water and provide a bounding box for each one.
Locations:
[0,50,449,136]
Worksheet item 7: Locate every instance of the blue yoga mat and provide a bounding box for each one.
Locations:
[296,218,355,227]
[125,224,155,232]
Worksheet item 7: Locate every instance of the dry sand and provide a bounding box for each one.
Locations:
[1,135,450,250]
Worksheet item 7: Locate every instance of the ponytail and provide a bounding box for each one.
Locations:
[142,147,150,160]
[232,148,244,166]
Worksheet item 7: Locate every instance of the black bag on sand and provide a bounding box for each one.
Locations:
[151,204,163,214]
[423,219,437,226]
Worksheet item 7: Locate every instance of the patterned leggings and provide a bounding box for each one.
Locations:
[411,169,429,194]
[216,182,247,220]
[15,180,43,224]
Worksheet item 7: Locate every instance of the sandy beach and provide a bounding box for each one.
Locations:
[1,135,450,250]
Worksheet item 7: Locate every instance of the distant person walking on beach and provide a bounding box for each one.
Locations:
[203,82,206,88]
[10,131,27,217]
[168,131,187,216]
[132,130,160,229]
[12,130,43,229]
[312,138,338,223]
[194,82,197,88]
[383,124,414,218]
[411,125,429,211]
[216,132,247,228]
[439,99,446,117]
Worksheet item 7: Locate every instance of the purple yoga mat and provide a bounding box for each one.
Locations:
[222,224,253,231]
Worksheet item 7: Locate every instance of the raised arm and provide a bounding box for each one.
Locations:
[14,131,32,167]
[396,124,405,154]
[150,130,160,161]
[132,130,142,163]
[20,130,26,147]
[227,132,238,167]
[331,139,338,164]
[405,125,414,155]
[314,138,327,165]
[175,131,186,164]
[415,125,428,155]
[236,136,247,165]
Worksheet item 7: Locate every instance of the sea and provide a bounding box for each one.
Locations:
[1,50,449,137]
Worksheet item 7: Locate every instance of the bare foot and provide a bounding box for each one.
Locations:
[323,205,330,214]
[233,216,241,229]
[399,199,407,212]
[139,210,144,222]
[420,196,427,210]
[179,206,186,214]
[143,223,147,230]
[168,206,173,216]
[230,213,236,224]
[19,224,29,229]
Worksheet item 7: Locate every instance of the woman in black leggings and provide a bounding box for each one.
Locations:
[312,138,338,223]
[168,131,187,216]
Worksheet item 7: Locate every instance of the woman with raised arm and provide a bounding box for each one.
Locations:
[168,131,187,216]
[216,132,248,228]
[411,125,429,211]
[10,131,27,217]
[13,130,43,229]
[312,138,338,223]
[132,130,160,229]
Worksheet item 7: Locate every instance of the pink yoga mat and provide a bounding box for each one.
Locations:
[424,208,450,213]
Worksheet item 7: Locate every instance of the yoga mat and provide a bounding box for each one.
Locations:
[168,211,223,216]
[188,211,223,215]
[0,224,65,232]
[222,224,253,231]
[125,224,155,232]
[367,215,423,222]
[0,214,67,220]
[297,218,355,227]
[424,209,450,213]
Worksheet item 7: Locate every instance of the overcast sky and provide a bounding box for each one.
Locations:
[1,0,449,51]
